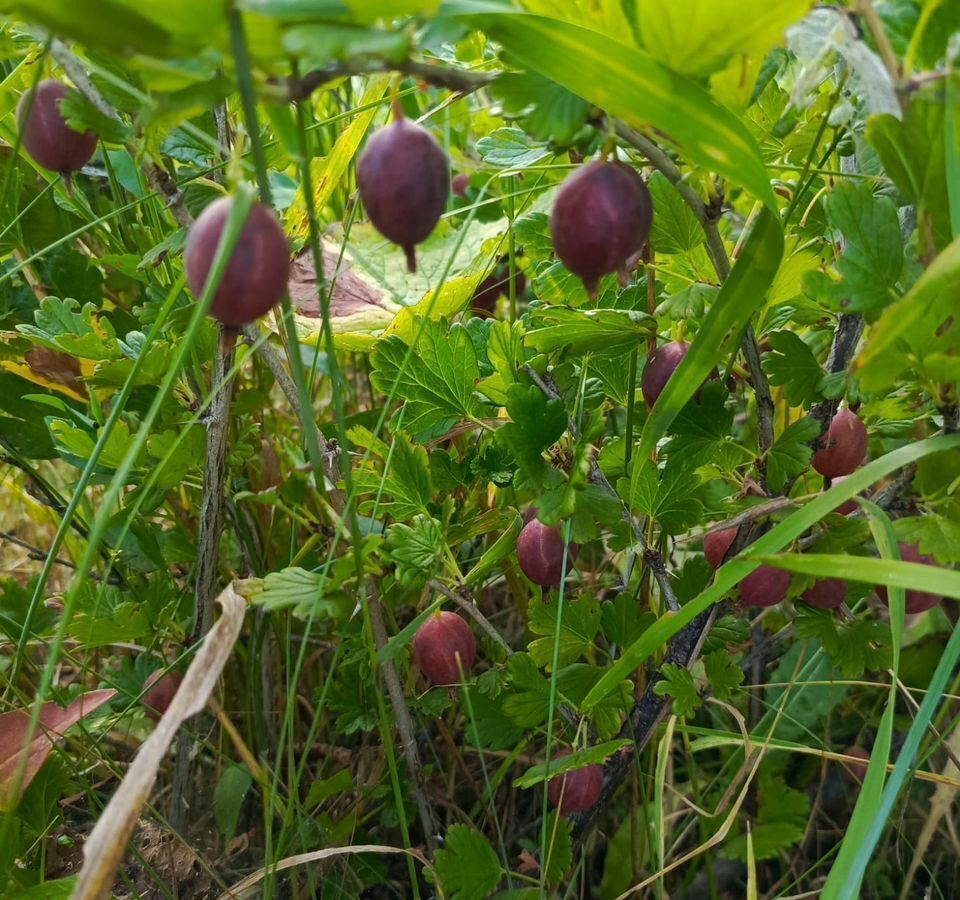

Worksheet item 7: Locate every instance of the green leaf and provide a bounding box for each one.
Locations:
[724,768,809,861]
[213,764,252,843]
[525,306,654,357]
[822,180,903,313]
[464,12,777,209]
[653,664,700,717]
[464,511,523,588]
[305,770,353,809]
[494,383,566,488]
[661,381,749,470]
[18,297,115,359]
[492,72,589,144]
[251,567,343,618]
[648,171,704,254]
[370,319,489,441]
[765,417,820,494]
[351,428,433,521]
[47,417,143,473]
[621,457,704,535]
[476,127,552,168]
[463,683,525,750]
[386,515,445,589]
[703,651,744,701]
[434,824,502,900]
[894,515,960,566]
[514,740,630,788]
[763,331,822,407]
[855,233,960,392]
[502,652,551,727]
[867,97,952,251]
[527,594,601,670]
[600,593,655,650]
[476,319,525,405]
[281,23,408,68]
[582,434,960,711]
[793,604,889,678]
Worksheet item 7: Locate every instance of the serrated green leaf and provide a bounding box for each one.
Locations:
[702,651,744,700]
[370,319,489,441]
[763,331,822,407]
[525,306,654,357]
[476,127,552,168]
[648,171,705,254]
[822,180,903,313]
[621,457,704,535]
[494,383,566,487]
[386,515,445,589]
[492,72,589,144]
[434,824,502,900]
[527,595,601,670]
[765,417,820,494]
[251,567,343,618]
[653,664,700,717]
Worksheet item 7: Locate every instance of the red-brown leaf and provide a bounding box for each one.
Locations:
[0,688,116,810]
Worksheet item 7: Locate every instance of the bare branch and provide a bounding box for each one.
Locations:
[286,58,498,101]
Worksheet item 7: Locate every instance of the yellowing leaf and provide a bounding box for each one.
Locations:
[634,0,812,77]
[384,274,485,343]
[520,0,634,43]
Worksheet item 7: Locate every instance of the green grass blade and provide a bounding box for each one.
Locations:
[819,501,902,899]
[749,553,960,600]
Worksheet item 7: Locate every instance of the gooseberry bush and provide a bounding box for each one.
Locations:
[0,3,958,899]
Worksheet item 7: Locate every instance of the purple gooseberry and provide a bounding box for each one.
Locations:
[412,611,476,686]
[17,80,98,175]
[549,160,652,296]
[357,108,449,272]
[143,669,183,722]
[184,197,290,326]
[517,518,575,588]
[812,409,868,479]
[452,173,470,198]
[740,565,790,608]
[703,527,738,569]
[800,578,847,610]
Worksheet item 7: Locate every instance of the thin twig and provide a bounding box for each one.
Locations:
[427,580,512,656]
